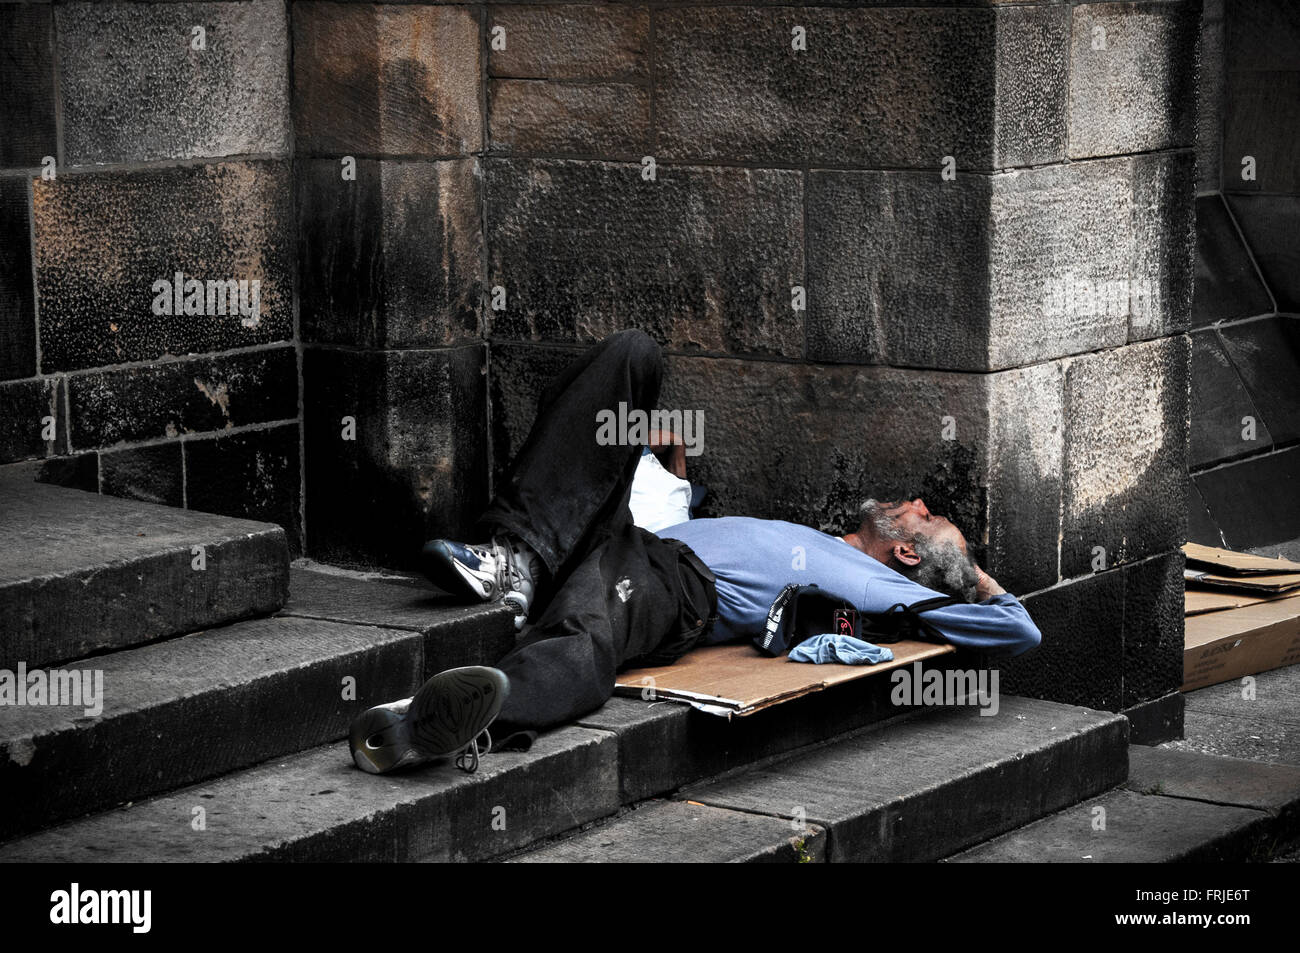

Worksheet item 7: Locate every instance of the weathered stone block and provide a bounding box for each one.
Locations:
[0,4,56,168]
[1190,328,1270,468]
[304,345,488,569]
[100,442,184,508]
[1224,70,1300,195]
[1225,0,1300,71]
[1196,0,1224,191]
[1001,568,1126,710]
[298,158,482,347]
[1225,194,1300,311]
[807,170,991,368]
[486,159,803,357]
[1060,336,1190,579]
[66,346,297,448]
[656,6,1067,169]
[293,3,481,156]
[0,177,35,380]
[1129,150,1195,342]
[186,423,302,551]
[1192,195,1273,327]
[488,5,648,80]
[1122,550,1185,708]
[55,1,289,165]
[1068,1,1200,158]
[33,162,292,372]
[488,81,650,158]
[1218,316,1300,445]
[0,377,64,464]
[1195,447,1300,558]
[809,156,1176,370]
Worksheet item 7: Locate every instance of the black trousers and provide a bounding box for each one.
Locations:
[481,331,716,732]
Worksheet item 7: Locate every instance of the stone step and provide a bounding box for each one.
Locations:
[674,695,1129,863]
[0,729,620,863]
[0,567,516,843]
[0,472,288,668]
[0,693,1122,864]
[503,799,827,863]
[949,745,1300,863]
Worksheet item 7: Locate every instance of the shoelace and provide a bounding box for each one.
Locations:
[454,727,493,774]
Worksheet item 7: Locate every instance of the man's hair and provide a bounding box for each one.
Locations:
[858,499,979,603]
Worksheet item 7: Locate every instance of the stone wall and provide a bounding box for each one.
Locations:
[0,1,1203,723]
[1188,0,1300,561]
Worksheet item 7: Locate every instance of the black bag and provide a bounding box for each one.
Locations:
[753,583,961,657]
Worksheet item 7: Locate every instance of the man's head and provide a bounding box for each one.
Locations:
[856,498,979,603]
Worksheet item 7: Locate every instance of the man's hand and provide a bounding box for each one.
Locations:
[974,565,1006,601]
[646,429,687,479]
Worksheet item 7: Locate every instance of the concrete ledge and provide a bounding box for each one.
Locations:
[0,476,289,669]
[505,799,826,864]
[677,695,1128,863]
[950,788,1272,863]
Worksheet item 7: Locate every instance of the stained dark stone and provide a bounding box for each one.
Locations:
[1225,0,1300,71]
[186,424,301,554]
[33,452,99,493]
[1061,337,1190,578]
[485,159,804,358]
[1187,479,1225,547]
[1195,447,1300,552]
[1122,551,1186,709]
[488,81,651,158]
[1189,328,1271,468]
[1218,316,1300,445]
[66,346,298,449]
[1223,70,1300,194]
[100,442,184,508]
[0,5,57,167]
[487,5,649,81]
[292,3,481,157]
[55,1,289,165]
[654,6,1067,169]
[0,376,64,463]
[1226,194,1300,311]
[1000,569,1126,712]
[304,345,488,569]
[0,177,35,380]
[33,162,293,372]
[1192,195,1274,327]
[298,158,481,348]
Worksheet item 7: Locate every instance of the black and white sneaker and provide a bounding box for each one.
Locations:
[420,535,542,629]
[348,666,509,775]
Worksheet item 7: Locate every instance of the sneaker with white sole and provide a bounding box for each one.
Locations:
[420,535,542,629]
[348,666,509,775]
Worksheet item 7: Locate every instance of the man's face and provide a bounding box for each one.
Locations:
[872,498,968,553]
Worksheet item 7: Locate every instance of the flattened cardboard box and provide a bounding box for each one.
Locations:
[615,640,955,717]
[1183,592,1300,691]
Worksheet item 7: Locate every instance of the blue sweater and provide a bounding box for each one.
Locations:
[658,517,1041,657]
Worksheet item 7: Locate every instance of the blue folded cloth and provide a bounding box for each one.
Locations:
[788,634,894,665]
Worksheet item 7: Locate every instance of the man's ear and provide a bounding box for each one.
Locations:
[892,541,920,567]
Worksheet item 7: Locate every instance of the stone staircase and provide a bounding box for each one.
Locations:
[5,479,1297,863]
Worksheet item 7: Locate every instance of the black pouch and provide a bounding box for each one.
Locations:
[753,584,960,657]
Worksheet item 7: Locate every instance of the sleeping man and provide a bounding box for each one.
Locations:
[347,330,1042,776]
